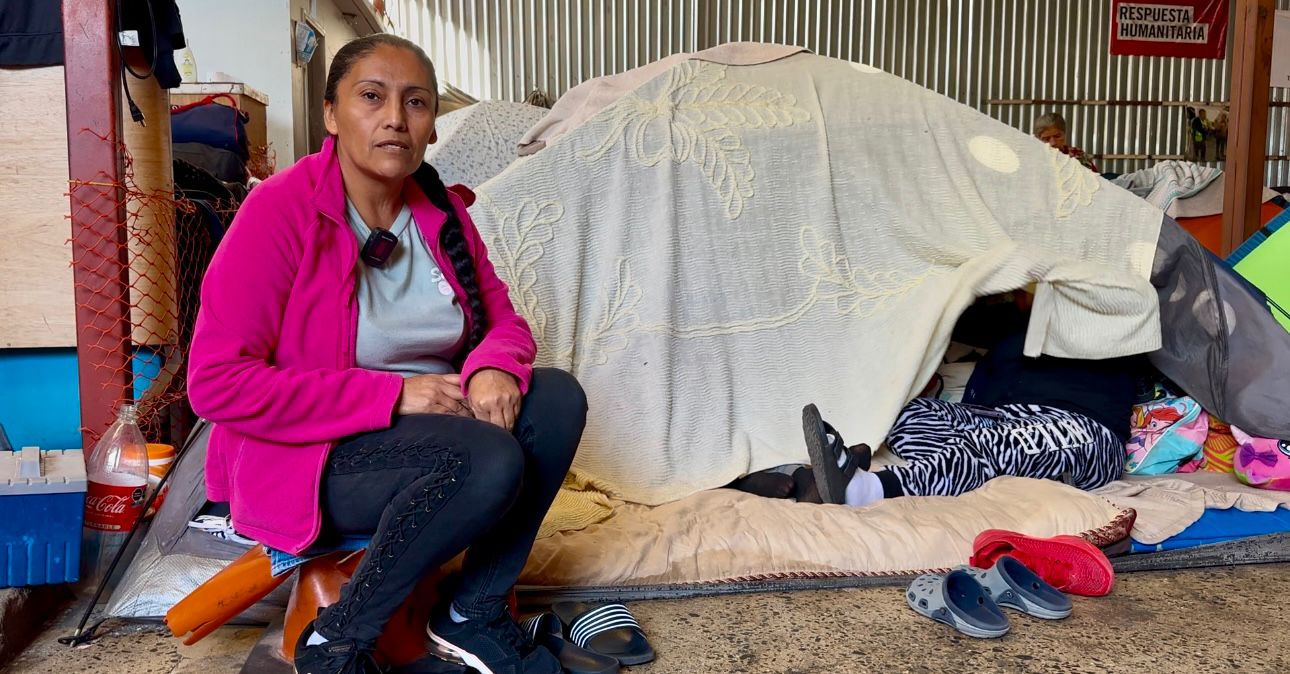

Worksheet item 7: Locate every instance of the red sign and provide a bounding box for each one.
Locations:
[1110,1,1229,59]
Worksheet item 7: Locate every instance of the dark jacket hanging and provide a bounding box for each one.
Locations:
[0,0,65,67]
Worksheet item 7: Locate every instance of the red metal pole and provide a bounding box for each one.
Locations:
[63,0,133,448]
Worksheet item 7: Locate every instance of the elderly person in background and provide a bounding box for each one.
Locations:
[1034,112,1098,173]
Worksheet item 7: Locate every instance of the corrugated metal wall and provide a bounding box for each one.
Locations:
[393,0,1290,183]
[1271,1,1290,185]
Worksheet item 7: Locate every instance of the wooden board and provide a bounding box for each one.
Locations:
[0,66,76,348]
[123,72,178,347]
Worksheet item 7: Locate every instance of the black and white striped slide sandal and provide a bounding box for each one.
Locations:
[520,612,620,674]
[803,403,867,505]
[551,602,655,666]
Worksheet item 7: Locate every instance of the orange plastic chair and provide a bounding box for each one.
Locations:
[167,545,510,668]
[280,550,458,667]
[165,545,290,646]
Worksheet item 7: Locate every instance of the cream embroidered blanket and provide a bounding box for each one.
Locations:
[471,51,1164,519]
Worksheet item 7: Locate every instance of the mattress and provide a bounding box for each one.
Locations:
[1131,506,1290,553]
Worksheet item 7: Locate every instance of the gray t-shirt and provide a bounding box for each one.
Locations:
[347,200,466,377]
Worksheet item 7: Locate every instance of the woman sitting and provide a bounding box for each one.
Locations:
[188,34,585,674]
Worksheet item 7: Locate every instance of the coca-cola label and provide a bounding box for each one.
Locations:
[84,480,146,532]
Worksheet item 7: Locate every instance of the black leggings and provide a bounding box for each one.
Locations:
[313,368,586,646]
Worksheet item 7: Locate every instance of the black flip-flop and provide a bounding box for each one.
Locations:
[795,447,872,505]
[521,612,620,674]
[551,602,655,666]
[803,403,866,505]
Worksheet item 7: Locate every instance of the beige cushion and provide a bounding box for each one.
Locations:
[521,476,1124,588]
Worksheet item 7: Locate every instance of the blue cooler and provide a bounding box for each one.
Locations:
[0,447,86,587]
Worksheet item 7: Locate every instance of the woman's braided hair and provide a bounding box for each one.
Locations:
[412,163,487,350]
[324,34,487,350]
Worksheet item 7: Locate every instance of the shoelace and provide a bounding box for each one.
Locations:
[349,650,383,674]
[484,611,536,656]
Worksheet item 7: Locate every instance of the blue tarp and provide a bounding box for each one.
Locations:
[1132,506,1290,553]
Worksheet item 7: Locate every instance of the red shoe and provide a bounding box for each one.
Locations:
[970,529,1115,597]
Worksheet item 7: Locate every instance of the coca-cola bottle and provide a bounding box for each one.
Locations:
[81,403,148,587]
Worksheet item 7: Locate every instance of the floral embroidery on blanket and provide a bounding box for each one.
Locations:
[479,194,562,346]
[1054,149,1101,219]
[580,61,810,220]
[483,193,937,368]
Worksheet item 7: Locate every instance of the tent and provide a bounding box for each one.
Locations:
[108,45,1290,619]
[106,420,283,619]
[1148,217,1290,437]
[424,101,548,188]
[1231,217,1290,333]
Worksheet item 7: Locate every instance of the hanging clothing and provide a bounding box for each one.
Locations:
[119,0,187,89]
[955,301,1140,443]
[0,0,63,66]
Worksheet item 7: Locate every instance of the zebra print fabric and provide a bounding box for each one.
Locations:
[883,398,1123,498]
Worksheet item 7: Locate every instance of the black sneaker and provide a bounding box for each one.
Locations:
[389,655,472,673]
[294,621,384,674]
[426,605,561,674]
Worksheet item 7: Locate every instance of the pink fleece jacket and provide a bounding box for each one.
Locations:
[188,136,536,554]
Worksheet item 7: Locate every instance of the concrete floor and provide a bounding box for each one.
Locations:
[6,564,1288,674]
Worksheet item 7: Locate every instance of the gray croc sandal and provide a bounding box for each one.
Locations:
[906,569,1011,639]
[958,555,1073,620]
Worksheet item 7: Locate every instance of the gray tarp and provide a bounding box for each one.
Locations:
[1149,216,1290,440]
[106,421,284,620]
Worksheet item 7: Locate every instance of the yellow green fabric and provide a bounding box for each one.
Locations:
[1235,227,1290,332]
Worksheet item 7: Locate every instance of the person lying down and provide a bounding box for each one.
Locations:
[727,292,1143,506]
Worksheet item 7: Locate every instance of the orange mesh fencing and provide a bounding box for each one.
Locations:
[69,131,237,445]
[248,144,277,181]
